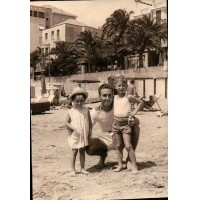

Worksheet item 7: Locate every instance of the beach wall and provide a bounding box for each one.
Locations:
[31,67,168,99]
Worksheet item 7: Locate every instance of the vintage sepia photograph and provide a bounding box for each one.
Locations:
[30,0,168,199]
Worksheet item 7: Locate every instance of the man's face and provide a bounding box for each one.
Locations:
[100,88,113,107]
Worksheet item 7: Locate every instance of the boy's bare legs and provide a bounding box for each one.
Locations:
[71,149,78,175]
[124,125,140,169]
[123,134,138,174]
[113,133,124,172]
[79,148,89,174]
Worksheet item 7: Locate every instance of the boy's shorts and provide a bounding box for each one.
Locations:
[112,116,132,135]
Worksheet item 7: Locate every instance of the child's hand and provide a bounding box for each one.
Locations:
[128,116,140,126]
[128,116,136,126]
[127,111,136,117]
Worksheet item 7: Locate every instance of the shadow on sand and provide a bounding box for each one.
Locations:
[86,161,118,173]
[137,161,156,170]
[87,160,156,173]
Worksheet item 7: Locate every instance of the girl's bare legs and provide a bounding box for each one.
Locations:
[71,149,78,175]
[113,133,124,172]
[123,134,138,174]
[79,147,89,174]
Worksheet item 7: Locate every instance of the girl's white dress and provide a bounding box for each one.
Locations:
[67,107,90,149]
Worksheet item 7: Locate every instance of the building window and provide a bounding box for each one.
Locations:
[33,11,37,17]
[57,30,60,41]
[30,10,32,16]
[45,33,48,40]
[51,31,54,40]
[38,12,44,18]
[156,10,161,22]
[45,48,48,55]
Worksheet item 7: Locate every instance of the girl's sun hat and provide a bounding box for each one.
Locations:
[69,87,88,101]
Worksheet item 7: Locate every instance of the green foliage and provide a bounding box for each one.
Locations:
[76,30,105,73]
[30,47,42,69]
[50,41,79,76]
[126,15,167,67]
[102,9,133,68]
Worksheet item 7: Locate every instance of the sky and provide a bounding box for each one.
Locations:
[30,0,165,28]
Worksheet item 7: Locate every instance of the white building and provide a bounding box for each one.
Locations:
[129,0,167,68]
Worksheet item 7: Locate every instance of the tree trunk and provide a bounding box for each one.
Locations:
[124,56,128,69]
[138,53,143,68]
[111,62,114,71]
[88,61,91,74]
[120,57,124,69]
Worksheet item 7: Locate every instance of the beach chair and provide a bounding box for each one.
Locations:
[141,95,161,111]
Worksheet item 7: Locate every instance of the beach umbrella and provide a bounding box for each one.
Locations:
[41,76,47,95]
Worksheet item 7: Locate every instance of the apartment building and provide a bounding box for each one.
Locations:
[41,18,102,55]
[30,5,47,52]
[30,5,77,52]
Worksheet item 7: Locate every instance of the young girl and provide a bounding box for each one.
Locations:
[65,87,92,176]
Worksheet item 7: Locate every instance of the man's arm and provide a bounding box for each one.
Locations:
[90,108,97,126]
[127,94,144,116]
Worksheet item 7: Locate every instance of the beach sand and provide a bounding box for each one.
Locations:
[31,99,168,200]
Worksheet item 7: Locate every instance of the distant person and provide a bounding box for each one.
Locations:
[127,79,138,109]
[113,75,143,173]
[86,83,140,169]
[127,79,138,97]
[65,87,92,176]
[53,89,59,106]
[140,95,155,110]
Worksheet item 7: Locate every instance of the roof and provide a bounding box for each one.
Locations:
[30,5,48,12]
[56,19,91,27]
[41,5,77,17]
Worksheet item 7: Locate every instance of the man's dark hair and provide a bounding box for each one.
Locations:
[98,83,113,96]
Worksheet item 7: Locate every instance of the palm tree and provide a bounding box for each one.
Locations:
[50,41,79,75]
[126,14,167,67]
[76,30,102,73]
[102,9,133,69]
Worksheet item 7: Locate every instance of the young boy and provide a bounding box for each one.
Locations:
[112,75,143,173]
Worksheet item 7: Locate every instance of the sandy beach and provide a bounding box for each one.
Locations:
[31,99,168,200]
